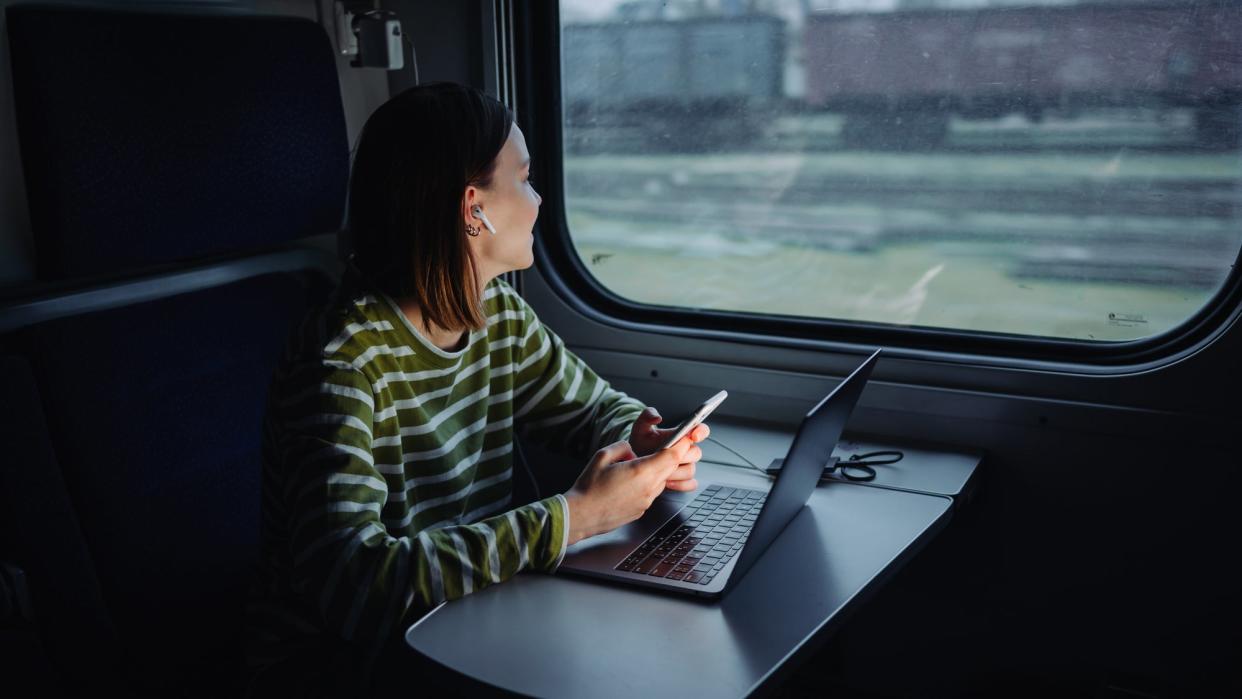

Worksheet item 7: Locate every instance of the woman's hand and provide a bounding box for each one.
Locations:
[629,406,712,459]
[563,436,704,546]
[628,406,710,490]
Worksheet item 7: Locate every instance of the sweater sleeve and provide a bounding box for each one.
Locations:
[275,360,569,646]
[508,293,647,460]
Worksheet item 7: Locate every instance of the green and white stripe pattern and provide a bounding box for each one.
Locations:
[246,274,645,668]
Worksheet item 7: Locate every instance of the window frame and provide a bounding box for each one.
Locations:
[512,1,1242,373]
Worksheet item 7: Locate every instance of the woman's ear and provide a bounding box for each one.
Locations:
[461,185,480,224]
[461,186,483,239]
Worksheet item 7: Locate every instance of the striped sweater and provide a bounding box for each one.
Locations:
[245,269,646,671]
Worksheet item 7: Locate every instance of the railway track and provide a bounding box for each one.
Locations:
[564,177,1240,289]
[564,113,1209,156]
[565,170,1238,221]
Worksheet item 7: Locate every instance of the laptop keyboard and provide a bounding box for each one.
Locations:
[614,484,767,585]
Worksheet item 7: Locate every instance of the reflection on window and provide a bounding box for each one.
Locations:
[558,0,1242,342]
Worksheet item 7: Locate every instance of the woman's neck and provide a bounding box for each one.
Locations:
[392,273,495,352]
[395,298,469,352]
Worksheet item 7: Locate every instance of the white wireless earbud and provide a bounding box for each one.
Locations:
[471,205,497,236]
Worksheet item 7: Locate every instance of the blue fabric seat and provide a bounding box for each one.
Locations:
[6,273,326,694]
[2,4,349,694]
[0,355,111,689]
[7,4,348,280]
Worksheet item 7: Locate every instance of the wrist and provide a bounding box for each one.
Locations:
[562,489,593,546]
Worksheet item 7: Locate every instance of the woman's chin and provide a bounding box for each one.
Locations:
[503,252,534,273]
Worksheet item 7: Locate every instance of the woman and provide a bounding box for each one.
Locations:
[245,83,708,696]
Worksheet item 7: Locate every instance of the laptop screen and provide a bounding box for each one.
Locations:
[726,349,881,589]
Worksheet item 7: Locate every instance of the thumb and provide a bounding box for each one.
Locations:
[637,406,662,425]
[594,440,637,467]
[640,447,682,478]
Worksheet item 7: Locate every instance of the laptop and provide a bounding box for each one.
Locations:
[558,348,881,598]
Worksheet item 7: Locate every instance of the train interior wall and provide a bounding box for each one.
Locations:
[777,398,1240,698]
[0,1,1238,697]
[520,264,1241,698]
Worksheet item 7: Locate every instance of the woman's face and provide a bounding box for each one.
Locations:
[465,124,542,281]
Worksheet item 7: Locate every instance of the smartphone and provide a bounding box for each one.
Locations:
[660,390,728,450]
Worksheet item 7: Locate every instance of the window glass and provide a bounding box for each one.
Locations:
[558,0,1242,342]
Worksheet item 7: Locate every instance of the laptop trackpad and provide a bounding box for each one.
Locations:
[560,490,695,567]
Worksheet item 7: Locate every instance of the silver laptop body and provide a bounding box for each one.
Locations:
[557,349,881,599]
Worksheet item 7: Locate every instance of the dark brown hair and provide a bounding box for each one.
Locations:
[347,82,514,332]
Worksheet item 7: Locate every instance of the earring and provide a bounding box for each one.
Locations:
[465,222,481,237]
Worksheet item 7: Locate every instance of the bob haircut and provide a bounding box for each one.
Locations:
[347,82,514,332]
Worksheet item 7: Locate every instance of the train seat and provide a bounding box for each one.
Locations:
[0,5,347,694]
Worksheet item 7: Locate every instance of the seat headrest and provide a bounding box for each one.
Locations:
[7,4,349,279]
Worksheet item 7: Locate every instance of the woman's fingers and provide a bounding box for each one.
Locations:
[665,461,696,483]
[649,435,706,493]
[596,440,637,466]
[663,478,699,492]
[656,446,701,483]
[666,438,701,463]
[637,406,662,425]
[664,424,711,454]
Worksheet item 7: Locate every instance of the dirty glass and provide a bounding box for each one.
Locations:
[558,0,1242,342]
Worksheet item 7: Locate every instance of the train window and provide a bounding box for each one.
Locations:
[556,0,1242,344]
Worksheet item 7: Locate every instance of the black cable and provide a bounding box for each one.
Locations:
[705,436,903,484]
[514,439,540,500]
[704,436,773,478]
[833,450,903,482]
[401,31,420,85]
[513,434,902,498]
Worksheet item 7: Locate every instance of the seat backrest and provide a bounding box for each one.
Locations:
[0,355,115,688]
[8,272,325,693]
[7,4,348,280]
[3,4,349,694]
